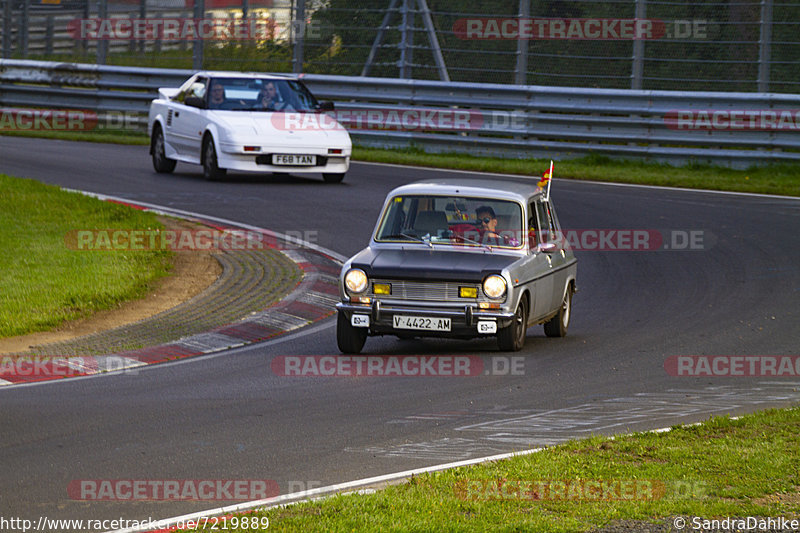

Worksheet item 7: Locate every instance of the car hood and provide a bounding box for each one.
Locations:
[211,111,351,147]
[349,247,519,282]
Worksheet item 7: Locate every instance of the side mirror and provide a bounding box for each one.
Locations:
[184,96,206,109]
[318,101,335,112]
[538,242,558,254]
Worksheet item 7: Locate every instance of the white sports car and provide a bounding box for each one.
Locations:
[147,72,352,182]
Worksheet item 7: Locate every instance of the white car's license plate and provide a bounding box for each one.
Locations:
[393,315,451,331]
[273,154,316,166]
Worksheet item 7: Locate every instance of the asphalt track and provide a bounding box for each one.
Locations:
[0,136,799,527]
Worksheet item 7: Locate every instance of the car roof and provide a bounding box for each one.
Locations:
[387,176,545,203]
[193,71,297,81]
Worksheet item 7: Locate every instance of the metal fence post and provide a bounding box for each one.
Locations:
[80,0,89,54]
[138,0,146,54]
[192,0,204,70]
[631,0,646,89]
[2,0,12,59]
[399,0,411,78]
[21,0,28,57]
[514,0,529,85]
[45,14,54,55]
[96,0,107,64]
[292,0,305,73]
[758,0,773,92]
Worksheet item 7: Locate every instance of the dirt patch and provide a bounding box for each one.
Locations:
[0,216,222,355]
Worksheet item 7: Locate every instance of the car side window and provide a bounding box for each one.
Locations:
[535,200,558,243]
[174,78,208,104]
[528,200,541,247]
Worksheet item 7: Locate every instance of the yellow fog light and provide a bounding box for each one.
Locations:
[344,268,368,294]
[373,283,391,295]
[482,275,507,299]
[459,286,478,298]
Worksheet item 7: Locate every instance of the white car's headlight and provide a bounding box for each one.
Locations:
[482,275,507,299]
[344,268,368,294]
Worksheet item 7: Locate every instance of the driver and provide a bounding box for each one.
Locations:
[476,206,519,246]
[476,206,501,241]
[208,82,227,109]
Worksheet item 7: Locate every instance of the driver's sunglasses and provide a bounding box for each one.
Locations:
[478,217,493,224]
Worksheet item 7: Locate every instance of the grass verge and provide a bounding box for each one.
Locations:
[0,174,172,339]
[2,130,799,196]
[186,406,800,532]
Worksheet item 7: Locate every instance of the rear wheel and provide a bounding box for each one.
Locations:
[544,286,572,338]
[337,312,367,354]
[151,126,176,173]
[203,136,226,181]
[497,296,528,351]
[323,173,345,183]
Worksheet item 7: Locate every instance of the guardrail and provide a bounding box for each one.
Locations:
[1,58,799,167]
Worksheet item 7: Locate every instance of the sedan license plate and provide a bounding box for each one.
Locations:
[273,154,316,166]
[393,315,451,332]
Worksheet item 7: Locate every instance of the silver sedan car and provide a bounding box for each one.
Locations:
[335,176,577,353]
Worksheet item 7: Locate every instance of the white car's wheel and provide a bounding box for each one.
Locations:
[202,136,227,181]
[323,173,345,184]
[151,126,176,174]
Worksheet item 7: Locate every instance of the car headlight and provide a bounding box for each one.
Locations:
[344,268,368,294]
[482,275,507,299]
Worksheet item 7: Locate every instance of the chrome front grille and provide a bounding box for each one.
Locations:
[370,279,480,302]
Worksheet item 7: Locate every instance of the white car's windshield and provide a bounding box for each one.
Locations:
[375,195,524,248]
[207,77,319,112]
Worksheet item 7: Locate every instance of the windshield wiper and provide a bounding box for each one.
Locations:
[451,231,494,252]
[381,232,424,243]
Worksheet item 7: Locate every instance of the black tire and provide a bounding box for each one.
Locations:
[151,126,176,174]
[497,296,528,352]
[203,136,226,181]
[336,312,367,354]
[544,286,572,338]
[323,173,345,183]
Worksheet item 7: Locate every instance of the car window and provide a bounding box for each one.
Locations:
[375,195,523,248]
[535,200,558,243]
[204,78,319,111]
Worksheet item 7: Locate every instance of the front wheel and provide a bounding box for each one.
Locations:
[203,136,227,181]
[544,286,572,338]
[497,296,528,352]
[151,127,176,173]
[323,173,345,183]
[337,312,367,354]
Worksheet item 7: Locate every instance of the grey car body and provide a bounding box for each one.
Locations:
[335,176,578,353]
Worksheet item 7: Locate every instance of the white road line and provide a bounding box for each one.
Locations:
[352,161,800,200]
[107,415,738,533]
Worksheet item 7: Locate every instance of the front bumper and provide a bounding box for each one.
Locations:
[336,301,515,337]
[216,147,350,174]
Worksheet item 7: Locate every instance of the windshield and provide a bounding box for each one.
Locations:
[206,77,319,112]
[375,195,524,249]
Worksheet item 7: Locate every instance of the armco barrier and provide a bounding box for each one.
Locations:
[1,58,799,167]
